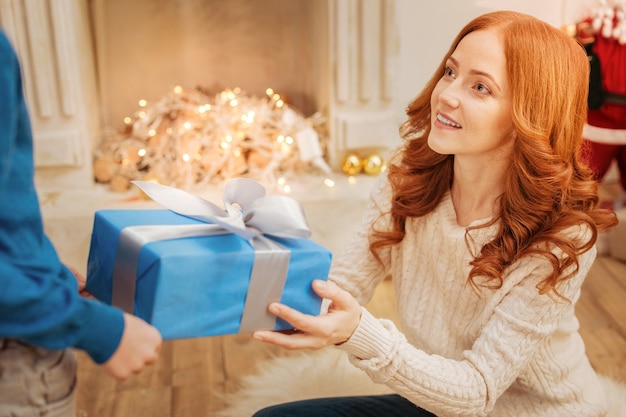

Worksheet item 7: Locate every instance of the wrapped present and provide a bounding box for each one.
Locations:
[86,179,332,340]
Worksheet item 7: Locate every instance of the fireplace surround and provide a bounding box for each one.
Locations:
[0,0,584,191]
[1,0,402,191]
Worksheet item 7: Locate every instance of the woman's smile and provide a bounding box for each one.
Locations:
[435,113,462,129]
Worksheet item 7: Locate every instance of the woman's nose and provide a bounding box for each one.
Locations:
[437,83,461,108]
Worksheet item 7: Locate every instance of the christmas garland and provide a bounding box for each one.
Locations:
[93,86,331,192]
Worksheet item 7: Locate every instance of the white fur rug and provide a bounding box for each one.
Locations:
[216,348,626,417]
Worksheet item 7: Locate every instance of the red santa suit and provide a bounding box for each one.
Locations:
[582,15,626,205]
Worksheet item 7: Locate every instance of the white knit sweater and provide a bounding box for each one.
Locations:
[331,176,609,417]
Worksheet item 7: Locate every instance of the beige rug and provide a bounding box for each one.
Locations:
[216,348,626,417]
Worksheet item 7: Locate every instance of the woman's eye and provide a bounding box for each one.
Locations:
[444,67,456,78]
[475,83,491,94]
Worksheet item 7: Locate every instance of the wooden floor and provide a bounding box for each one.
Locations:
[75,252,626,416]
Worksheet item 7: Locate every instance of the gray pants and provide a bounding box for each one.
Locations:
[0,339,76,417]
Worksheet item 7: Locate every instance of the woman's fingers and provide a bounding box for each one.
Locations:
[251,280,362,349]
[313,280,360,312]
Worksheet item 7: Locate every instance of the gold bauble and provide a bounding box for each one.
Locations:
[93,158,118,183]
[362,153,385,175]
[109,174,130,192]
[341,153,362,176]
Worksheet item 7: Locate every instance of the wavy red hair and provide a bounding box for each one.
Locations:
[370,11,618,297]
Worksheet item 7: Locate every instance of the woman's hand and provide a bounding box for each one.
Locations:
[252,279,362,350]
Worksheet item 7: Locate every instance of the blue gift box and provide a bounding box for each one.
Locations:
[86,209,332,340]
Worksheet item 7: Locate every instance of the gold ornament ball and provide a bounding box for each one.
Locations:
[362,153,385,175]
[109,174,130,193]
[341,153,363,176]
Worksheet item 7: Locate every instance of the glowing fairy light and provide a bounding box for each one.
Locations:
[241,112,255,123]
[276,177,291,193]
[93,85,333,193]
[221,135,233,150]
[323,178,335,188]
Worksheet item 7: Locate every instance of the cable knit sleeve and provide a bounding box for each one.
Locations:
[328,174,393,306]
[336,218,599,416]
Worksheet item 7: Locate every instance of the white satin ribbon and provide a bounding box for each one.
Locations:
[111,178,312,333]
[133,178,311,242]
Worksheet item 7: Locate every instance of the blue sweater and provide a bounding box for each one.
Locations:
[0,31,123,363]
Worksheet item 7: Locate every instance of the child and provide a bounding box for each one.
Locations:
[0,31,162,416]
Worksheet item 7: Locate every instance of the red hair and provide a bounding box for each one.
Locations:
[370,11,618,297]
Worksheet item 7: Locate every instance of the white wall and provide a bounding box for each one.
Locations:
[391,0,592,133]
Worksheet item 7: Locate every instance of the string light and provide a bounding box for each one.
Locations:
[93,86,331,192]
[323,178,335,188]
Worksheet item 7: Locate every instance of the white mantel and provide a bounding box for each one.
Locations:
[0,0,99,190]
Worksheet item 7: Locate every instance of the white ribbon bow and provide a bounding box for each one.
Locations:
[132,178,311,242]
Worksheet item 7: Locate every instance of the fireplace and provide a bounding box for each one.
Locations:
[0,0,581,191]
[1,0,401,191]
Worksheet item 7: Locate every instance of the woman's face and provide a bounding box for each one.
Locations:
[429,29,516,161]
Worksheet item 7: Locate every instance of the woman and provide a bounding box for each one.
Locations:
[252,11,617,417]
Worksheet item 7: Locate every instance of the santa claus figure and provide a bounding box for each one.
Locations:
[579,2,626,210]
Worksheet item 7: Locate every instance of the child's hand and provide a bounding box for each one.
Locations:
[65,264,92,297]
[103,313,162,381]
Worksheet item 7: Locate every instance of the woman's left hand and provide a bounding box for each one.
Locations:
[252,279,362,350]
